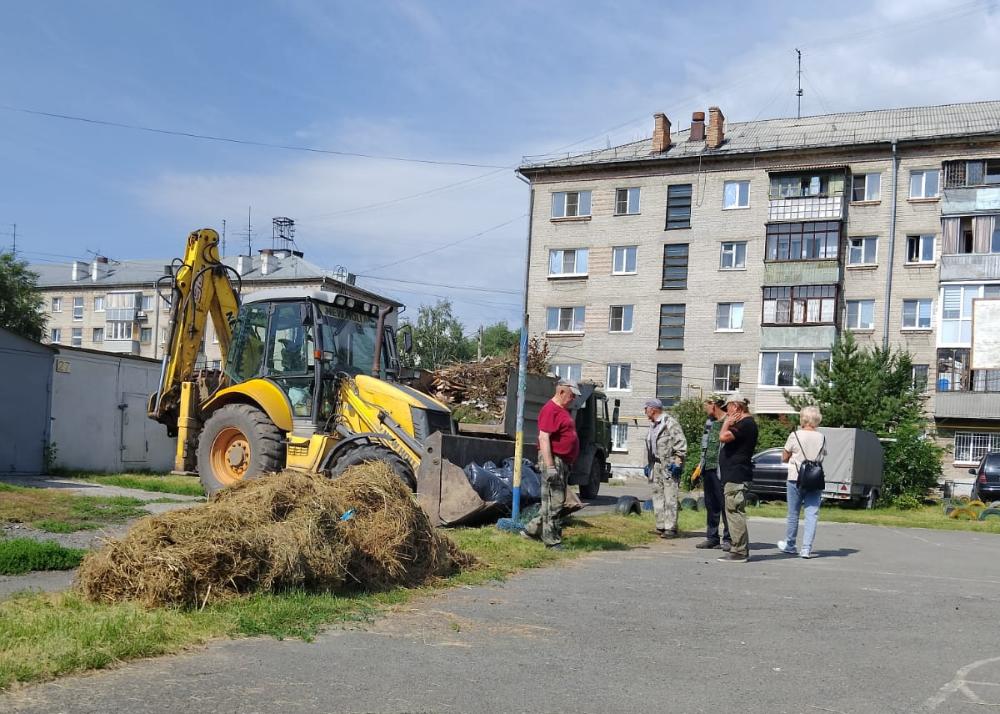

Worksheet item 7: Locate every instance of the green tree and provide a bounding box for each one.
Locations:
[880,422,944,506]
[402,300,474,370]
[670,398,708,487]
[478,321,519,358]
[0,252,45,341]
[756,414,794,450]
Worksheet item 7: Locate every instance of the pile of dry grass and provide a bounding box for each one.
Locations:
[76,464,473,609]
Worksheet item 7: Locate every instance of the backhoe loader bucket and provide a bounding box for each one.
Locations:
[417,432,529,527]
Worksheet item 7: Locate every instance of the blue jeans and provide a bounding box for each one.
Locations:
[785,481,822,552]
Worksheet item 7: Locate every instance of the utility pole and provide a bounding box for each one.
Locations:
[796,48,804,119]
[477,325,483,361]
[247,206,252,255]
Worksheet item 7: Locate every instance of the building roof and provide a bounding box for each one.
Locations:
[520,100,1000,172]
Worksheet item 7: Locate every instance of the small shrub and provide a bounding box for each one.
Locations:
[881,422,943,504]
[0,539,85,575]
[756,414,794,450]
[889,494,923,511]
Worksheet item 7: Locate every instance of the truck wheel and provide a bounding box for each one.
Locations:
[865,489,880,510]
[328,443,416,492]
[198,404,285,497]
[579,458,603,500]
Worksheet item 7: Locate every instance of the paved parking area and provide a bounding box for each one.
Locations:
[5,517,1000,713]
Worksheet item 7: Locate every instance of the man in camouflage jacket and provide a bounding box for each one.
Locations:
[645,398,688,538]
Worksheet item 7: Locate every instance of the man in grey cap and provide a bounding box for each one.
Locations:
[644,398,687,538]
[717,391,757,563]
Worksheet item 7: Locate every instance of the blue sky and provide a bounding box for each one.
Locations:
[2,0,999,329]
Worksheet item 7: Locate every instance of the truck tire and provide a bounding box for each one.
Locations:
[328,443,416,492]
[198,403,285,497]
[579,457,603,500]
[865,489,880,510]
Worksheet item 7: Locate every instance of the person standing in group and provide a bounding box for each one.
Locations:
[695,397,731,551]
[523,379,581,550]
[717,393,758,563]
[644,398,687,538]
[778,405,827,559]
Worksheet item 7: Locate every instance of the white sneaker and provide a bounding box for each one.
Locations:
[800,550,814,559]
[777,539,797,555]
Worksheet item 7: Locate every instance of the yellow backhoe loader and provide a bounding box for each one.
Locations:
[148,228,514,525]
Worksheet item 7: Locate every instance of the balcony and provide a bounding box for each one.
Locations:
[103,339,140,355]
[768,196,844,222]
[760,326,837,351]
[941,186,1000,216]
[105,308,137,322]
[940,254,1000,281]
[763,261,840,286]
[935,391,1000,420]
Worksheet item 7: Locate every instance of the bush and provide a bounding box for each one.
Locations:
[890,494,923,511]
[0,539,85,575]
[881,422,943,506]
[756,414,794,450]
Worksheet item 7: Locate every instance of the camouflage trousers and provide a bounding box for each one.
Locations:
[652,471,679,533]
[524,456,569,546]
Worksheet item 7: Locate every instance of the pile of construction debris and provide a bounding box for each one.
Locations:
[429,338,550,419]
[76,465,473,609]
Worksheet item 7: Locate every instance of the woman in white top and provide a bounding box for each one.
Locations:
[777,405,826,559]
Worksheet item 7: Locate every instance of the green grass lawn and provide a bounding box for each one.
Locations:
[60,473,205,498]
[0,513,658,690]
[745,501,1000,533]
[0,483,149,533]
[0,539,86,575]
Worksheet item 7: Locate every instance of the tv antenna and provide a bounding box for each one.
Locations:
[796,48,804,119]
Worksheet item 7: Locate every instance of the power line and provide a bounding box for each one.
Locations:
[355,274,522,296]
[0,104,509,169]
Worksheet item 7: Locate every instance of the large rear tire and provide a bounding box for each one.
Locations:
[579,457,603,500]
[198,404,285,497]
[328,443,416,492]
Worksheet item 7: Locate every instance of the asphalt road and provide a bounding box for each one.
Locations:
[6,518,1000,714]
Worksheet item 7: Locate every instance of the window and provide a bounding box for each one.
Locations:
[548,248,588,277]
[760,351,830,387]
[769,172,845,199]
[655,363,682,406]
[665,184,692,229]
[107,321,133,341]
[723,180,750,209]
[715,302,744,331]
[911,364,929,391]
[612,246,637,274]
[159,327,168,345]
[93,296,105,312]
[552,363,582,381]
[954,432,1000,464]
[49,328,62,344]
[551,190,592,218]
[141,295,153,311]
[720,242,747,270]
[845,299,876,330]
[51,297,62,313]
[937,348,1000,392]
[765,221,840,261]
[615,187,640,215]
[606,363,631,391]
[906,234,935,264]
[71,328,82,347]
[851,173,881,202]
[944,160,1000,188]
[661,244,689,289]
[72,297,84,321]
[762,285,836,325]
[611,424,629,452]
[546,306,585,333]
[92,327,104,343]
[140,328,153,344]
[940,285,981,345]
[909,169,940,199]
[713,363,741,392]
[848,237,878,265]
[902,299,933,329]
[609,305,634,333]
[106,292,136,309]
[658,304,686,349]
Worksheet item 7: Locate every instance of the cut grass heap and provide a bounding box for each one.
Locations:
[0,539,85,575]
[0,483,148,533]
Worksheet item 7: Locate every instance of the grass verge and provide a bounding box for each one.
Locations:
[0,484,149,533]
[0,513,657,690]
[60,473,205,498]
[0,539,86,575]
[746,501,1000,533]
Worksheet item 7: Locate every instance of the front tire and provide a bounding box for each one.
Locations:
[328,443,416,491]
[197,404,285,497]
[579,458,603,500]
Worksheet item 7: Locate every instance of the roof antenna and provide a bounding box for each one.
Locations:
[796,48,804,119]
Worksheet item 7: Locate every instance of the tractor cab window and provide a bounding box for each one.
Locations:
[317,304,379,376]
[266,302,315,418]
[225,303,269,384]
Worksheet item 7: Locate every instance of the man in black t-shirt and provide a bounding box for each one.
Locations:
[717,392,758,563]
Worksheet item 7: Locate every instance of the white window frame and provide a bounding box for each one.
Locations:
[551,363,582,382]
[140,294,154,311]
[909,169,940,199]
[107,321,133,341]
[759,351,830,388]
[720,241,747,270]
[93,295,105,312]
[548,248,589,278]
[50,328,62,344]
[609,304,634,333]
[723,180,750,209]
[546,306,585,334]
[845,299,876,330]
[72,297,84,321]
[902,299,933,330]
[852,172,881,202]
[92,327,104,343]
[715,302,744,332]
[606,363,631,391]
[610,423,629,453]
[905,234,935,264]
[551,190,592,218]
[938,284,983,347]
[51,297,62,313]
[954,432,1000,465]
[847,236,878,266]
[71,328,82,347]
[612,246,637,275]
[614,187,640,216]
[713,363,741,392]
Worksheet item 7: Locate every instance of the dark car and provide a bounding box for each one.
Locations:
[748,447,789,501]
[970,452,1000,504]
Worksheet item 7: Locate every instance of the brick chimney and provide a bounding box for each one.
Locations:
[651,113,672,153]
[688,112,706,142]
[707,106,725,149]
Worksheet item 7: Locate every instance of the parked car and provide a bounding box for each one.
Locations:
[970,452,1000,503]
[749,448,788,500]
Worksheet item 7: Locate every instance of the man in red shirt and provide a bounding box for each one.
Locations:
[523,379,580,549]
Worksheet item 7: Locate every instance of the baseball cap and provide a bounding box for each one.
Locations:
[724,391,748,406]
[644,398,663,410]
[557,378,582,396]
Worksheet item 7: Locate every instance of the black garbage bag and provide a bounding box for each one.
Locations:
[463,461,513,505]
[500,457,542,504]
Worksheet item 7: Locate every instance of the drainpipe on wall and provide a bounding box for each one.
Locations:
[882,140,899,350]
